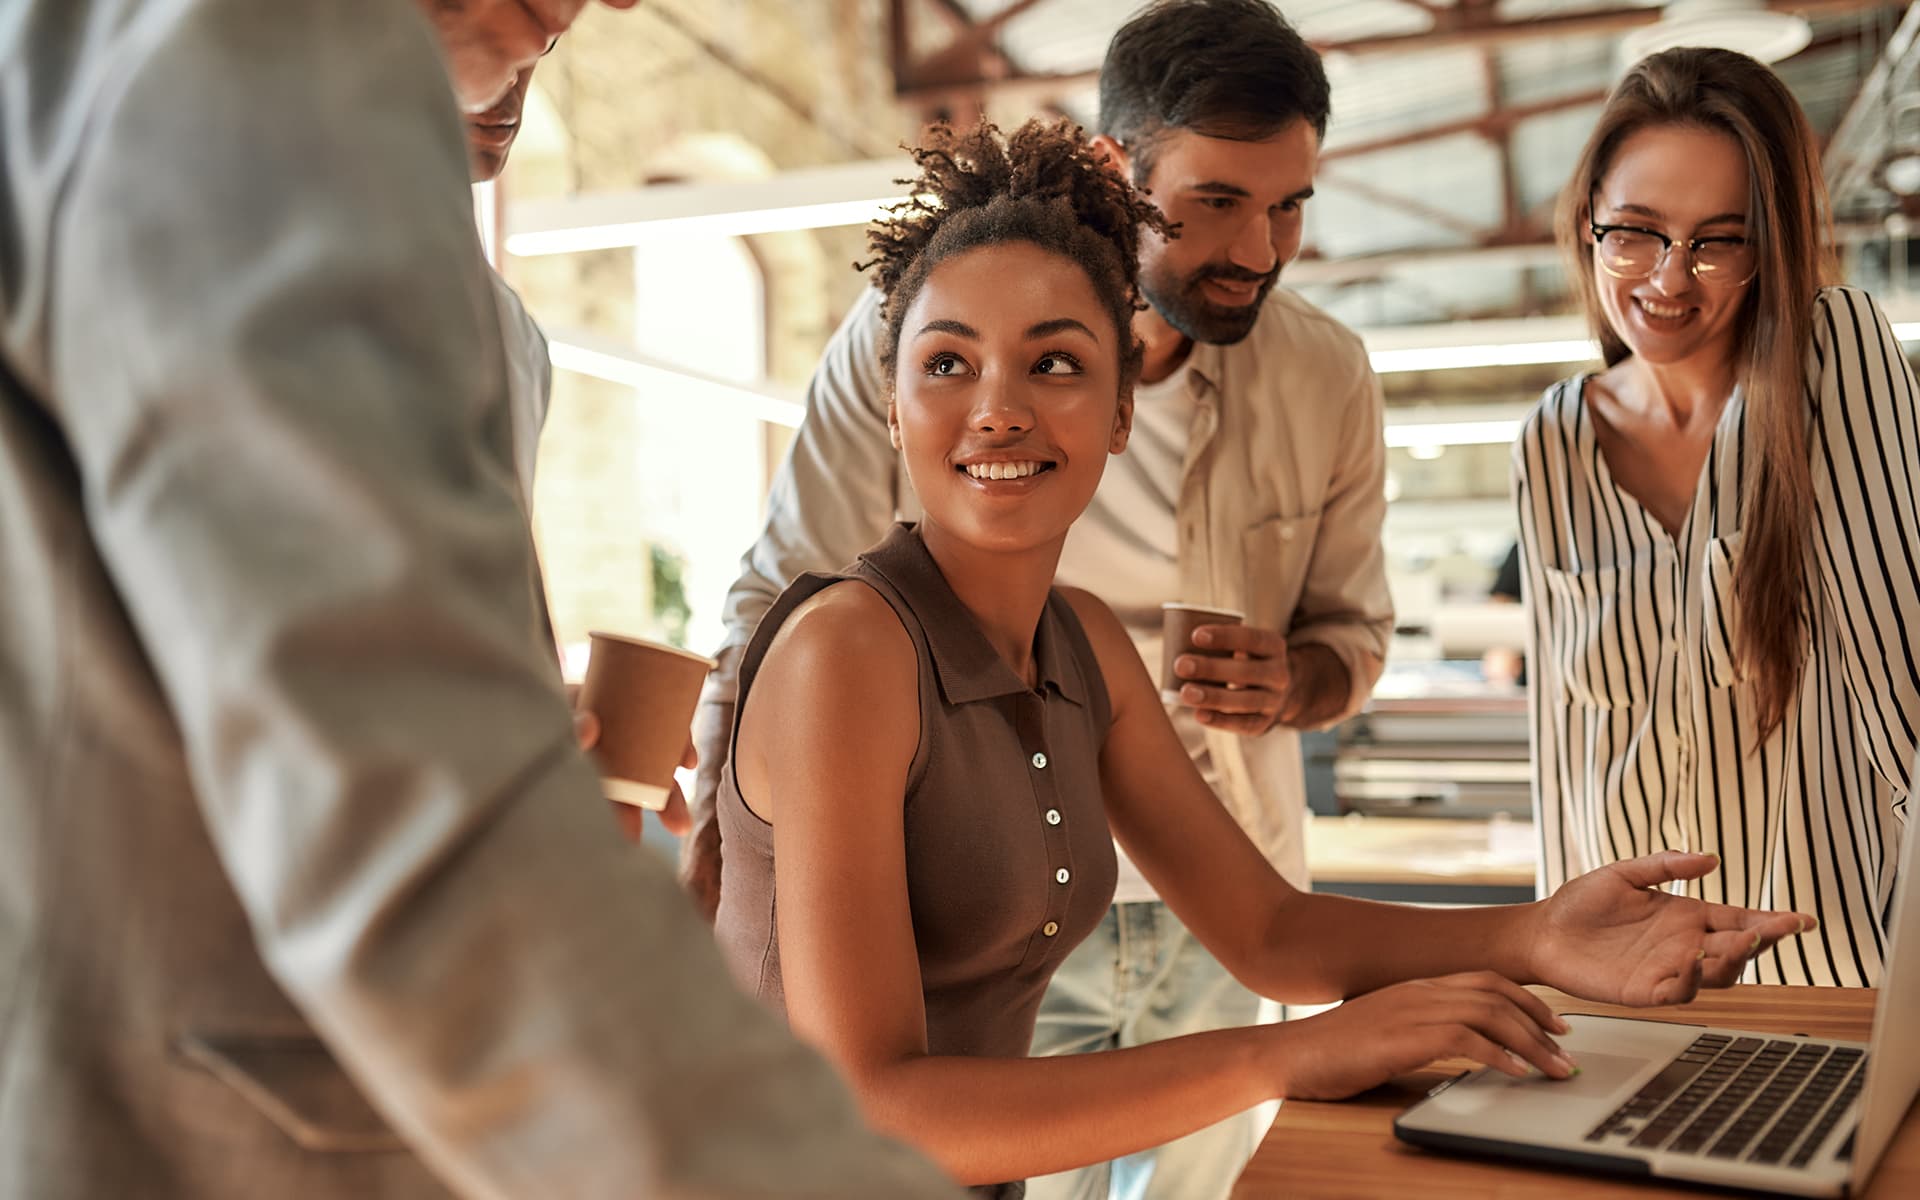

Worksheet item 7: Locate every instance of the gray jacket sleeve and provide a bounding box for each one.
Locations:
[40,3,956,1197]
[693,285,906,814]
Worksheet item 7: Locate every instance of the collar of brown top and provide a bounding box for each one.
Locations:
[859,523,1090,709]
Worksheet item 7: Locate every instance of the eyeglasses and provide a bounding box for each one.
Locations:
[1588,192,1756,286]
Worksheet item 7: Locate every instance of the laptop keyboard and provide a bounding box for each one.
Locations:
[1583,1034,1868,1167]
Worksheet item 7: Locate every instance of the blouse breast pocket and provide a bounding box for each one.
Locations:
[1701,533,1746,689]
[1240,509,1322,629]
[1539,562,1652,710]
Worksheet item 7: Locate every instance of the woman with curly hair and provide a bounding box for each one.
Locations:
[712,118,1812,1197]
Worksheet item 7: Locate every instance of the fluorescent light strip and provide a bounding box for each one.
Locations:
[509,197,903,257]
[546,337,803,429]
[1368,339,1598,374]
[546,320,1920,436]
[1384,420,1522,448]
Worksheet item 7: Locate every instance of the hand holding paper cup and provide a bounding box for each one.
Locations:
[1160,602,1245,705]
[578,631,714,811]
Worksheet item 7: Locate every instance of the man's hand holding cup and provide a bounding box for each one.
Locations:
[1163,603,1295,736]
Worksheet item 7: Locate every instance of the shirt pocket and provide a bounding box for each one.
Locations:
[1701,533,1745,688]
[1539,562,1649,710]
[174,1032,405,1153]
[1240,509,1323,630]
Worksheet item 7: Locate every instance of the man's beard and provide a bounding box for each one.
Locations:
[1139,259,1280,345]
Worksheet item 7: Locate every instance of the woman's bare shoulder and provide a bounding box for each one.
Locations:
[755,581,920,719]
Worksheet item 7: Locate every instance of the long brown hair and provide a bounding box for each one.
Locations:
[1556,47,1837,739]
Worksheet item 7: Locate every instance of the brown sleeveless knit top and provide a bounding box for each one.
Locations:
[713,524,1118,1199]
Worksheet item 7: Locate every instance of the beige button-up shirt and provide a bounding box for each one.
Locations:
[706,285,1392,886]
[0,3,961,1197]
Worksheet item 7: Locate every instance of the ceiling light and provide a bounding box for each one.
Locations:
[504,159,913,256]
[1385,420,1524,448]
[1368,339,1599,374]
[1619,0,1811,67]
[1883,154,1920,197]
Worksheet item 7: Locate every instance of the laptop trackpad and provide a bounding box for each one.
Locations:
[1444,1051,1654,1112]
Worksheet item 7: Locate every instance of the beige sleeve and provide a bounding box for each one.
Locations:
[47,4,958,1196]
[1283,353,1393,723]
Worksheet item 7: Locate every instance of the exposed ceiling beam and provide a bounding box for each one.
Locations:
[644,4,895,157]
[891,1,1895,110]
[1317,0,1889,57]
[1287,241,1560,285]
[1324,88,1608,161]
[933,0,1051,58]
[1314,167,1488,239]
[896,67,1099,111]
[1480,50,1522,236]
[1824,1,1920,206]
[897,0,1057,98]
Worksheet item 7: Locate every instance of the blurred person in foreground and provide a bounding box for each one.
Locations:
[0,1,962,1196]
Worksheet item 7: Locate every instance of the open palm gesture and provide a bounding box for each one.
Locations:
[1527,851,1813,1006]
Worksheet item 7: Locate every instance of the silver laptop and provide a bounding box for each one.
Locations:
[1396,768,1920,1198]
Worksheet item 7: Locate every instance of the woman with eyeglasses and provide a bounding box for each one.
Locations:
[1517,46,1920,988]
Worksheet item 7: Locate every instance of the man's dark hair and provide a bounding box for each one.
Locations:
[1098,0,1330,183]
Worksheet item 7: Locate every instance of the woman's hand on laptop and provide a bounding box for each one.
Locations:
[1526,850,1816,1006]
[1271,971,1578,1100]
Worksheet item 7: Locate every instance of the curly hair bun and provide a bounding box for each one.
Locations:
[861,119,1174,387]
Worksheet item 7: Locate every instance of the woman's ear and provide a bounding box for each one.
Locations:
[1109,387,1134,455]
[888,398,903,451]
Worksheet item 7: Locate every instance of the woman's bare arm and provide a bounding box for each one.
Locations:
[1059,587,1809,1006]
[746,583,1610,1184]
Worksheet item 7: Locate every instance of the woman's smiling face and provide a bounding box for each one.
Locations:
[890,240,1132,556]
[1591,124,1755,373]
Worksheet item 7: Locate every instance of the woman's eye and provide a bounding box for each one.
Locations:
[1034,353,1083,376]
[924,352,971,377]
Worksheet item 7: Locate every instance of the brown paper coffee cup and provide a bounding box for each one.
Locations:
[579,631,714,810]
[1160,602,1245,705]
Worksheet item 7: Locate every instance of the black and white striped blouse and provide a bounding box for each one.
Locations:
[1514,286,1918,986]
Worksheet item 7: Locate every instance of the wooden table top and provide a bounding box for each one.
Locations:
[1232,985,1917,1199]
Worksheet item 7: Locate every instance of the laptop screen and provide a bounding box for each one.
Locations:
[1850,759,1919,1187]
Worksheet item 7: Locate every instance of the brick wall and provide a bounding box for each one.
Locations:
[497,1,912,662]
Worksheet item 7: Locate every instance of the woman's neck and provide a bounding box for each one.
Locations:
[915,520,1062,689]
[1619,350,1741,433]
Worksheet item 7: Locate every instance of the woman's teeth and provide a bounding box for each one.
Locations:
[963,461,1047,480]
[1637,297,1691,321]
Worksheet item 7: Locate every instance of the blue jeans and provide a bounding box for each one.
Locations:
[1024,901,1276,1200]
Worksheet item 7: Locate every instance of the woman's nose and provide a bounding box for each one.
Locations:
[972,375,1034,433]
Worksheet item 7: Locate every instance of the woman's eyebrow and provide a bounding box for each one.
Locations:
[914,318,979,339]
[1026,317,1098,341]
